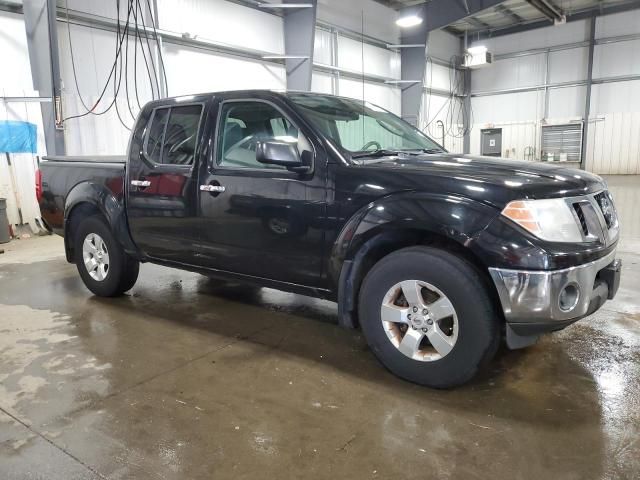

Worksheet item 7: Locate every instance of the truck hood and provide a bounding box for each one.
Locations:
[354,153,606,206]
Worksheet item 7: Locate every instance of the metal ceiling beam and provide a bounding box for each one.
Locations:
[494,4,524,23]
[524,0,564,22]
[466,16,491,29]
[421,0,507,32]
[474,0,640,39]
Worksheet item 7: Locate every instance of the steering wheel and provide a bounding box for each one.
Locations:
[360,140,381,151]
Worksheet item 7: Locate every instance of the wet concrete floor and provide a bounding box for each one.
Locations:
[1,175,639,479]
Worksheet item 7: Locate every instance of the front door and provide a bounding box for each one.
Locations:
[127,102,205,263]
[196,96,327,287]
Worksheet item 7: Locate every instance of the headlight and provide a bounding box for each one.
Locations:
[501,199,583,242]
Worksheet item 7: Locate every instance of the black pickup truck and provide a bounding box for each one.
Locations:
[39,90,622,388]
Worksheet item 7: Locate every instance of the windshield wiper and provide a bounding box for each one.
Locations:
[420,148,446,154]
[351,149,402,159]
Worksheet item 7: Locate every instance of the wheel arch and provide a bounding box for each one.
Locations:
[333,192,502,329]
[64,182,137,263]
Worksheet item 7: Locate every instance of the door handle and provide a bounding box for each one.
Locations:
[200,184,226,193]
[131,180,151,187]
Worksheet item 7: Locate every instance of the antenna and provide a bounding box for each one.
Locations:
[361,9,365,145]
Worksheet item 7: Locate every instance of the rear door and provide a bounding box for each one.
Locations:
[127,102,206,263]
[195,94,327,287]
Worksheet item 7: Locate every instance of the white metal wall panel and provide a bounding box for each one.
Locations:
[60,0,123,21]
[607,179,640,239]
[585,113,640,175]
[426,63,456,93]
[0,11,34,90]
[162,44,286,95]
[471,53,546,93]
[591,80,640,114]
[311,72,333,94]
[157,0,284,54]
[57,21,155,155]
[596,9,640,38]
[314,28,333,66]
[420,93,464,153]
[548,86,586,119]
[548,47,589,83]
[593,40,640,79]
[471,91,544,124]
[337,36,401,79]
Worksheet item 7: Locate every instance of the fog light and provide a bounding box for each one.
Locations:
[559,284,580,312]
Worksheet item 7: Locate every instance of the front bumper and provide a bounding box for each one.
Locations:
[489,249,621,338]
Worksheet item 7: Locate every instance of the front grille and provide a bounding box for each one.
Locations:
[593,191,617,229]
[573,203,589,236]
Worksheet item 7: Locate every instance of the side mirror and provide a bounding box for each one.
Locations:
[256,140,311,173]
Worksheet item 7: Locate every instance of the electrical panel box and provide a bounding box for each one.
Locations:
[481,128,502,157]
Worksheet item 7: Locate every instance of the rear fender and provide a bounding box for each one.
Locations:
[64,181,137,262]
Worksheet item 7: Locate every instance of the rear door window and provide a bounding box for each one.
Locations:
[144,104,203,166]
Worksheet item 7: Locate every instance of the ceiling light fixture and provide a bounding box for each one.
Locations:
[467,45,488,55]
[395,14,422,28]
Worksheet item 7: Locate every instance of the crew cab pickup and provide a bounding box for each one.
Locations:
[39,91,622,388]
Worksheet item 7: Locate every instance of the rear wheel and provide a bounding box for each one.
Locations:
[358,246,499,388]
[74,216,139,297]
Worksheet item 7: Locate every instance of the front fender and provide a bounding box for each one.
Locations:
[330,191,501,286]
[64,181,137,260]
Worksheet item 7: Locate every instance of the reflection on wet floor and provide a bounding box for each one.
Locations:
[0,175,638,479]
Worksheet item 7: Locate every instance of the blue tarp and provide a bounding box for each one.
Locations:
[0,121,37,154]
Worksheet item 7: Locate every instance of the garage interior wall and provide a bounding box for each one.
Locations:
[55,0,404,155]
[420,29,464,153]
[469,9,640,174]
[0,9,47,233]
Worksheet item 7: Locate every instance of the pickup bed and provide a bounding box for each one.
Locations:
[39,90,622,388]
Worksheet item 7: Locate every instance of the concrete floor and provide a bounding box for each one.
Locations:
[1,176,639,480]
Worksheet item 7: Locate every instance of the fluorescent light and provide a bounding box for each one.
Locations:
[386,44,425,49]
[467,45,488,55]
[396,14,422,28]
[262,55,309,59]
[258,3,313,8]
[384,80,421,84]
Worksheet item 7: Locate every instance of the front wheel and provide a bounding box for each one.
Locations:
[74,216,139,297]
[358,246,500,388]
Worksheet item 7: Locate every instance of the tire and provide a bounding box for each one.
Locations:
[74,215,140,297]
[357,246,500,388]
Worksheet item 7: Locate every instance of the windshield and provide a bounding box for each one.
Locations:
[288,93,444,158]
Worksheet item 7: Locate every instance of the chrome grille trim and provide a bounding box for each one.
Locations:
[565,190,619,246]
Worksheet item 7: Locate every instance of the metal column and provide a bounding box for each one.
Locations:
[462,33,471,154]
[283,0,317,91]
[581,16,596,170]
[23,0,65,155]
[399,5,428,127]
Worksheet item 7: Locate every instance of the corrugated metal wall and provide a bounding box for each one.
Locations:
[469,9,640,173]
[0,11,46,234]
